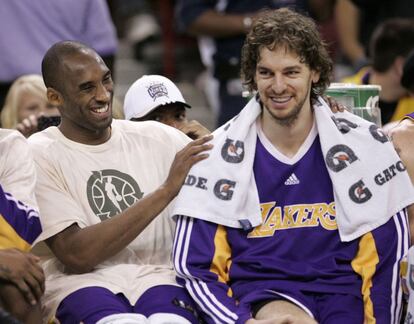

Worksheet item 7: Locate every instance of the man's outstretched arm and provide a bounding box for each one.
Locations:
[46,135,213,274]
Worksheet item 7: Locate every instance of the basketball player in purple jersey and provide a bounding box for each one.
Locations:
[173,8,411,324]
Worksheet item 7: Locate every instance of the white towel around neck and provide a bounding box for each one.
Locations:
[172,96,414,241]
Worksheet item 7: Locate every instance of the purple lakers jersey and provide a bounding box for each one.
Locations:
[226,132,361,297]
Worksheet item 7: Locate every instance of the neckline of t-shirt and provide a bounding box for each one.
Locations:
[48,121,120,152]
[256,119,318,165]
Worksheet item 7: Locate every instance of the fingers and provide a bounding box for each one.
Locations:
[188,133,213,145]
[324,95,346,113]
[179,120,211,140]
[0,250,45,304]
[179,135,213,161]
[16,114,39,137]
[165,134,214,196]
[24,269,44,302]
[16,256,45,304]
[29,261,45,295]
[14,277,38,305]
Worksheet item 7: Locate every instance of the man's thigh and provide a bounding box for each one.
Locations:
[56,286,131,324]
[134,285,201,323]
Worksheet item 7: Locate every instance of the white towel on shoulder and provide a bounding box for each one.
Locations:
[172,96,414,241]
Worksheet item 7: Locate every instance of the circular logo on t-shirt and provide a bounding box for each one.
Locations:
[87,169,143,220]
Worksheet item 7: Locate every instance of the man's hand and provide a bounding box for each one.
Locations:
[0,249,45,305]
[323,95,347,113]
[179,120,211,140]
[389,118,414,183]
[164,134,213,197]
[16,115,39,138]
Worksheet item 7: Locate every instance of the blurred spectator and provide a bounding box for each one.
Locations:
[401,49,414,94]
[0,0,117,111]
[388,50,414,183]
[123,74,209,139]
[107,0,160,57]
[0,129,43,323]
[335,0,414,73]
[1,75,59,137]
[342,18,414,126]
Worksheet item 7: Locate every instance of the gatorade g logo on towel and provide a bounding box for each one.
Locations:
[221,139,244,163]
[331,117,358,134]
[87,170,143,221]
[369,124,388,143]
[214,179,236,201]
[325,144,358,172]
[148,82,169,101]
[349,180,372,203]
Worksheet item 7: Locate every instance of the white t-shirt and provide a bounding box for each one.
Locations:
[28,120,190,319]
[0,129,38,209]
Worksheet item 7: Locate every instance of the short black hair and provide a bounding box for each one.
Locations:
[41,40,93,92]
[401,49,414,91]
[370,18,414,73]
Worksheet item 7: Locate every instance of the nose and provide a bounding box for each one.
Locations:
[95,83,111,102]
[271,74,287,94]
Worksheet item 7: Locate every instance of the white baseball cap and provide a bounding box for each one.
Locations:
[123,75,191,120]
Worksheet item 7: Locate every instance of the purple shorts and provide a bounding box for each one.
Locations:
[56,285,201,324]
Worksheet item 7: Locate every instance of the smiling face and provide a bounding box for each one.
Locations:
[255,46,320,127]
[49,49,113,144]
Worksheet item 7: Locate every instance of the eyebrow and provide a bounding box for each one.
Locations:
[256,64,302,71]
[78,70,112,90]
[103,70,112,79]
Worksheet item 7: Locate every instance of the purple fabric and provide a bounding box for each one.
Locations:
[56,285,201,324]
[0,0,117,81]
[0,184,41,245]
[405,112,414,120]
[174,135,408,322]
[229,136,361,296]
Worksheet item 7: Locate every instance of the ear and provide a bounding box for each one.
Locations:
[394,56,405,79]
[311,70,320,84]
[46,88,63,107]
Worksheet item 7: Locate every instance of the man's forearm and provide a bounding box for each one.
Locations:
[47,184,176,273]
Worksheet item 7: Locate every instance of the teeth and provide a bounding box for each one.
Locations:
[272,97,291,103]
[92,105,108,113]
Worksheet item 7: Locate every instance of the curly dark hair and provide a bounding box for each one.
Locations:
[241,8,332,100]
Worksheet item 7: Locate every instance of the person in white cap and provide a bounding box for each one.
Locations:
[124,75,210,139]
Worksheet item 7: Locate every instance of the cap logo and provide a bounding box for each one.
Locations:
[147,82,169,101]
